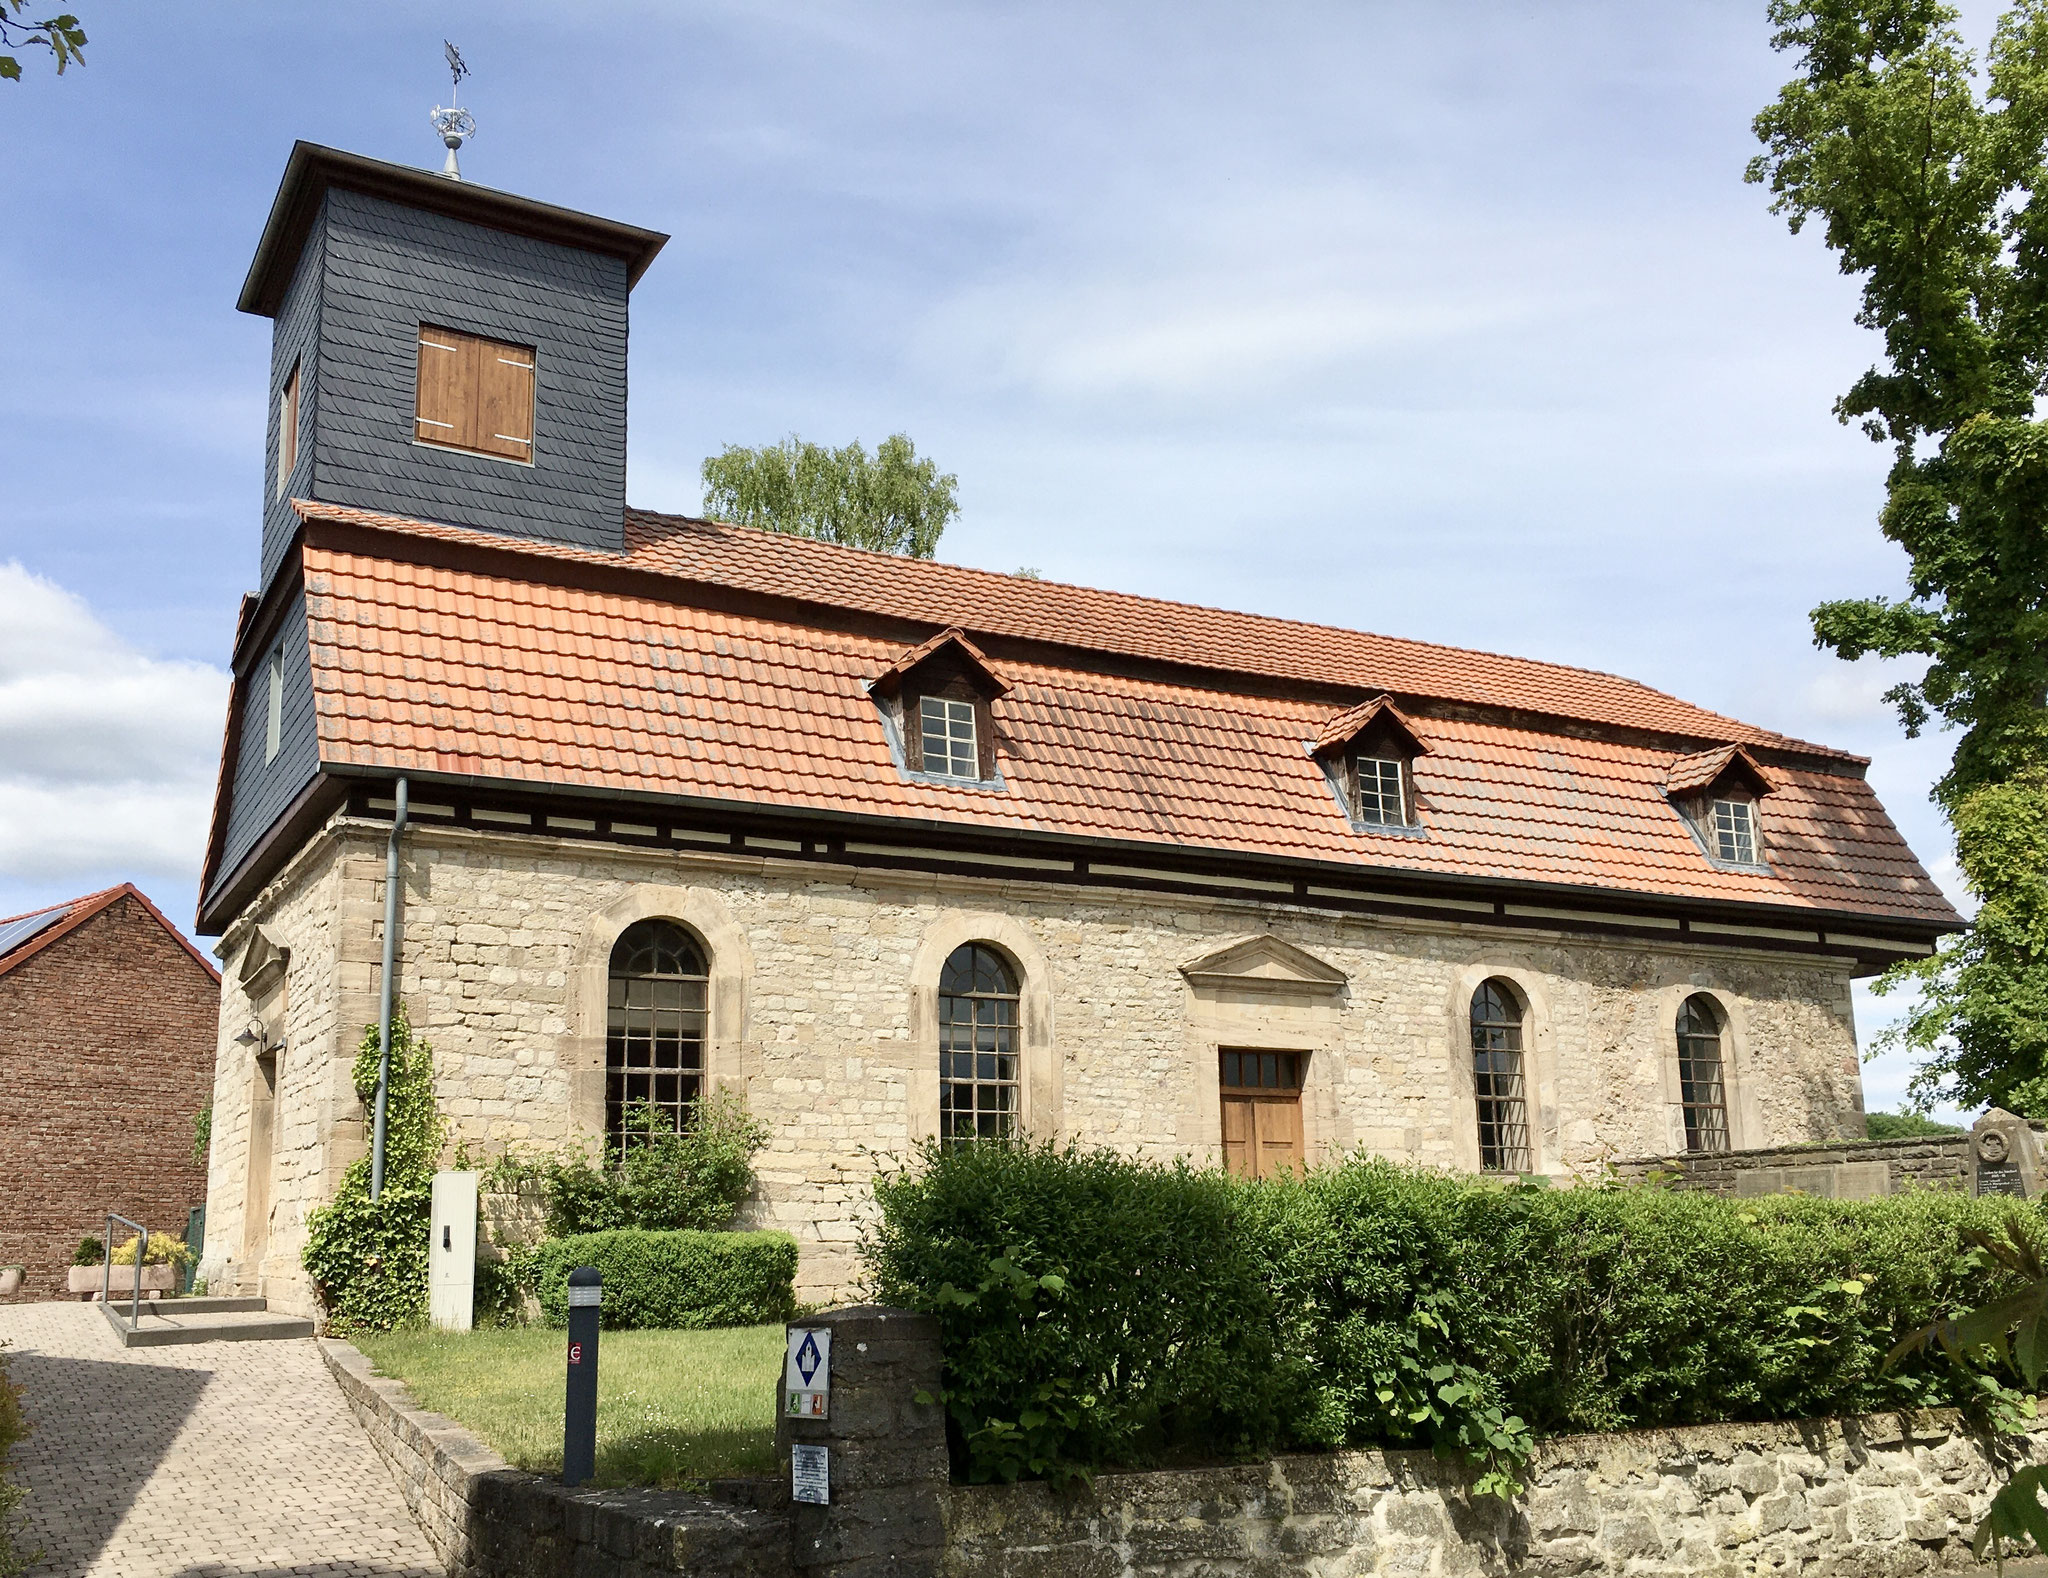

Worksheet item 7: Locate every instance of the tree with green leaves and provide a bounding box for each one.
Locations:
[0,4,84,81]
[1749,0,2048,1112]
[700,433,957,559]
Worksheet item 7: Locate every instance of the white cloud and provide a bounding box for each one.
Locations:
[0,562,227,886]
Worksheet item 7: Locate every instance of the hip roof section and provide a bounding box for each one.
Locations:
[268,501,1959,928]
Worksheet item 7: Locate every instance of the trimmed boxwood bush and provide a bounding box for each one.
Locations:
[527,1229,798,1330]
[867,1141,2041,1487]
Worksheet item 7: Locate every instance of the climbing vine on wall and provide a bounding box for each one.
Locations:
[302,1004,443,1333]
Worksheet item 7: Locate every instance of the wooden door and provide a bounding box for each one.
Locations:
[1218,1049,1305,1179]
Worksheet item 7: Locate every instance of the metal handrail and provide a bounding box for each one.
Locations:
[103,1212,146,1329]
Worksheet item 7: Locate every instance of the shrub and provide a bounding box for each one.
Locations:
[71,1238,102,1267]
[302,1004,443,1333]
[110,1233,193,1269]
[867,1144,2038,1489]
[526,1228,797,1330]
[0,1341,36,1577]
[1865,1110,1965,1139]
[192,1102,213,1164]
[867,1142,1287,1481]
[541,1091,768,1237]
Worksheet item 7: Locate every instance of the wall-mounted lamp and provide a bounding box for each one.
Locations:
[233,1020,264,1048]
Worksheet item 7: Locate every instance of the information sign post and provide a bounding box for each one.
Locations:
[563,1266,601,1486]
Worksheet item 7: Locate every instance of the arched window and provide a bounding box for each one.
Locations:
[938,943,1019,1145]
[606,919,708,1160]
[1676,994,1731,1153]
[1470,978,1531,1174]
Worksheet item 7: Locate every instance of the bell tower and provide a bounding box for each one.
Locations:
[237,141,668,592]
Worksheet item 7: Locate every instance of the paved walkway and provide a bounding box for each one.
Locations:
[1,1302,439,1578]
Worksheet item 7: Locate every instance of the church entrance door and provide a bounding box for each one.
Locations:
[1218,1048,1304,1179]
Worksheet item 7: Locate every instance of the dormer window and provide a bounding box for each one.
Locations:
[920,696,980,779]
[1664,745,1776,868]
[1353,756,1409,827]
[1712,799,1757,864]
[1312,695,1427,833]
[871,627,1009,787]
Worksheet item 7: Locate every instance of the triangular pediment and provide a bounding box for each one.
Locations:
[1179,934,1349,996]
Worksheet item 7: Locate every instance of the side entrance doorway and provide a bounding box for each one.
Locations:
[1219,1048,1304,1179]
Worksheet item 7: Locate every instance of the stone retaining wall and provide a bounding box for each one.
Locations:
[326,1330,2048,1578]
[1609,1133,1974,1199]
[318,1337,790,1578]
[944,1410,2046,1577]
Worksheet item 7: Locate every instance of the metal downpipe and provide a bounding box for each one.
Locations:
[370,776,409,1201]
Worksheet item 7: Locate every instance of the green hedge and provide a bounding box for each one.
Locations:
[867,1142,2039,1486]
[527,1229,798,1330]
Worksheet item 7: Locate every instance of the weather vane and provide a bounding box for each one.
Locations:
[429,41,475,180]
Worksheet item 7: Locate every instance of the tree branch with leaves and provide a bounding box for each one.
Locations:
[0,3,84,82]
[1750,0,2048,1111]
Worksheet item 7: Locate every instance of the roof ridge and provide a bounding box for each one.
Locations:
[628,509,1731,716]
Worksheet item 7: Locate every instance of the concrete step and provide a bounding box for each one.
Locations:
[102,1299,315,1347]
[92,1295,268,1315]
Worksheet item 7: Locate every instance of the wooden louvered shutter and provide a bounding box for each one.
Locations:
[416,325,473,449]
[476,339,535,461]
[415,324,536,462]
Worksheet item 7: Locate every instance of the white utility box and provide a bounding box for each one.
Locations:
[429,1170,479,1332]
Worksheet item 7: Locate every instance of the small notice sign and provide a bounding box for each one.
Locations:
[791,1443,829,1505]
[784,1327,832,1418]
[1979,1164,2028,1198]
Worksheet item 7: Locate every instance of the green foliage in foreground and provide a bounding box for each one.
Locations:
[354,1325,783,1486]
[1865,1110,1967,1139]
[302,1006,442,1333]
[526,1229,797,1331]
[700,433,957,559]
[866,1142,2042,1491]
[530,1092,769,1237]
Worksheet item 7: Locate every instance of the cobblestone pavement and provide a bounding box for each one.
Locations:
[1,1302,439,1578]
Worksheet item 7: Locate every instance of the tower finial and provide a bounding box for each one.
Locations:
[429,42,475,179]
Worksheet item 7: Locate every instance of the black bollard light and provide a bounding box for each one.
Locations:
[563,1265,601,1486]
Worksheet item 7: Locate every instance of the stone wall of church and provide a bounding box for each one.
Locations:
[204,816,1867,1313]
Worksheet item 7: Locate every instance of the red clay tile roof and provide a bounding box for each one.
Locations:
[297,499,1858,761]
[0,884,221,983]
[277,502,1959,928]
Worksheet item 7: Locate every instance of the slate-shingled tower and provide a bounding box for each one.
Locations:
[212,144,666,902]
[199,142,1958,1314]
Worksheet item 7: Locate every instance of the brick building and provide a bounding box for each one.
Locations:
[194,144,1960,1313]
[0,884,220,1301]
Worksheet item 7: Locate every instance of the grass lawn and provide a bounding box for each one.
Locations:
[353,1324,783,1486]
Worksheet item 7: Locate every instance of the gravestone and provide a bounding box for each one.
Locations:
[1971,1109,2045,1199]
[775,1305,947,1578]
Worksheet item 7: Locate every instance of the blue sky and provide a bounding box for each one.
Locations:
[0,2,1989,1116]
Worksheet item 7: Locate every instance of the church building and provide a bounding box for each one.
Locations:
[195,143,1961,1311]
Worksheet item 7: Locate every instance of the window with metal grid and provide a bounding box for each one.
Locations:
[1470,978,1532,1173]
[938,943,1018,1145]
[1354,756,1407,826]
[1676,994,1731,1153]
[919,695,979,779]
[605,918,707,1161]
[1711,798,1758,864]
